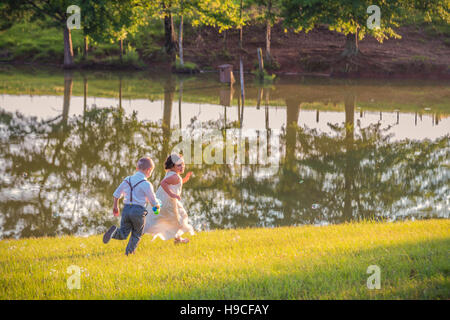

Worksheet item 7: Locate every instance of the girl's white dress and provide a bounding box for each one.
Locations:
[144,171,195,240]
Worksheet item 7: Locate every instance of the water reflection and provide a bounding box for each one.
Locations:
[0,69,448,239]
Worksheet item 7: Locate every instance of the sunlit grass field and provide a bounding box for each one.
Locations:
[0,219,448,299]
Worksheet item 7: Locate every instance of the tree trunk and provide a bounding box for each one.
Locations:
[239,27,243,49]
[163,7,178,56]
[179,14,184,66]
[342,29,359,57]
[266,0,272,61]
[223,30,227,49]
[63,27,74,68]
[239,0,243,49]
[83,36,88,58]
[266,21,271,61]
[119,39,123,62]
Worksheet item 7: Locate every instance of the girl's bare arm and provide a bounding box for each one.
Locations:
[160,174,181,200]
[182,171,193,184]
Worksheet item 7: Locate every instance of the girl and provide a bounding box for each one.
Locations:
[144,153,195,243]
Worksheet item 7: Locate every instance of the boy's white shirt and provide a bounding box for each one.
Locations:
[113,171,158,207]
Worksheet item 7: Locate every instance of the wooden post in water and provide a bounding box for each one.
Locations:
[119,76,122,109]
[62,70,73,127]
[83,76,88,114]
[265,90,270,130]
[257,87,263,109]
[239,57,245,128]
[257,48,264,75]
[178,80,183,130]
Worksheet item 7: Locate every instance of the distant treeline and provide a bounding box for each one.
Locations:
[0,0,448,67]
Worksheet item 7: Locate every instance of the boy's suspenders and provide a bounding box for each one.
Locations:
[125,178,146,204]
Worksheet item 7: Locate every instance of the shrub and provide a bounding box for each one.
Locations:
[252,68,276,82]
[174,56,200,73]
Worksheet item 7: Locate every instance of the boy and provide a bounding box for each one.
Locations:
[103,157,160,255]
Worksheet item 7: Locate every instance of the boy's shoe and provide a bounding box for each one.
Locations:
[103,226,117,244]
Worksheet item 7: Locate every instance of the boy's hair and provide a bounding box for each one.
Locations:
[137,157,154,171]
[164,153,183,170]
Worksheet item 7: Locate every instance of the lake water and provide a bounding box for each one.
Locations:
[0,66,449,239]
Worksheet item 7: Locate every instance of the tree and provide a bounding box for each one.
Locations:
[248,0,282,61]
[282,0,403,57]
[400,0,450,25]
[2,0,80,67]
[78,0,112,59]
[178,0,240,65]
[2,0,138,66]
[78,0,135,59]
[141,0,179,56]
[101,0,139,62]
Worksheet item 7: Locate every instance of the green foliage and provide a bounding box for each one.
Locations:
[252,67,276,82]
[2,0,450,66]
[175,55,200,73]
[265,57,280,70]
[246,0,283,26]
[191,0,242,31]
[282,0,403,43]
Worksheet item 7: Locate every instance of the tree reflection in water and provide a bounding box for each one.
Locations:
[0,76,448,239]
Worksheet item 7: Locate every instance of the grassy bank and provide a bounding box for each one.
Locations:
[1,18,449,78]
[0,21,148,69]
[0,220,449,299]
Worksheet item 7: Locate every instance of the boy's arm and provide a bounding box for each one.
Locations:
[113,197,120,216]
[145,183,159,208]
[112,180,126,216]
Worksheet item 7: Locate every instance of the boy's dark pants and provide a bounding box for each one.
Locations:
[112,204,148,255]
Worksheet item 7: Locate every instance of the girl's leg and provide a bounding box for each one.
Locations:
[174,237,189,244]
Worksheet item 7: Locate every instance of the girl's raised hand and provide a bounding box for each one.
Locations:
[183,171,193,183]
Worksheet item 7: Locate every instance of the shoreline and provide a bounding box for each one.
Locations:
[2,61,450,81]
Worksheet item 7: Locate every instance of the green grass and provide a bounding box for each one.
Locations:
[0,20,148,67]
[0,21,84,63]
[0,220,449,299]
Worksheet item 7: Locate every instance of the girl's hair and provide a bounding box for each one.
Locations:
[164,153,183,170]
